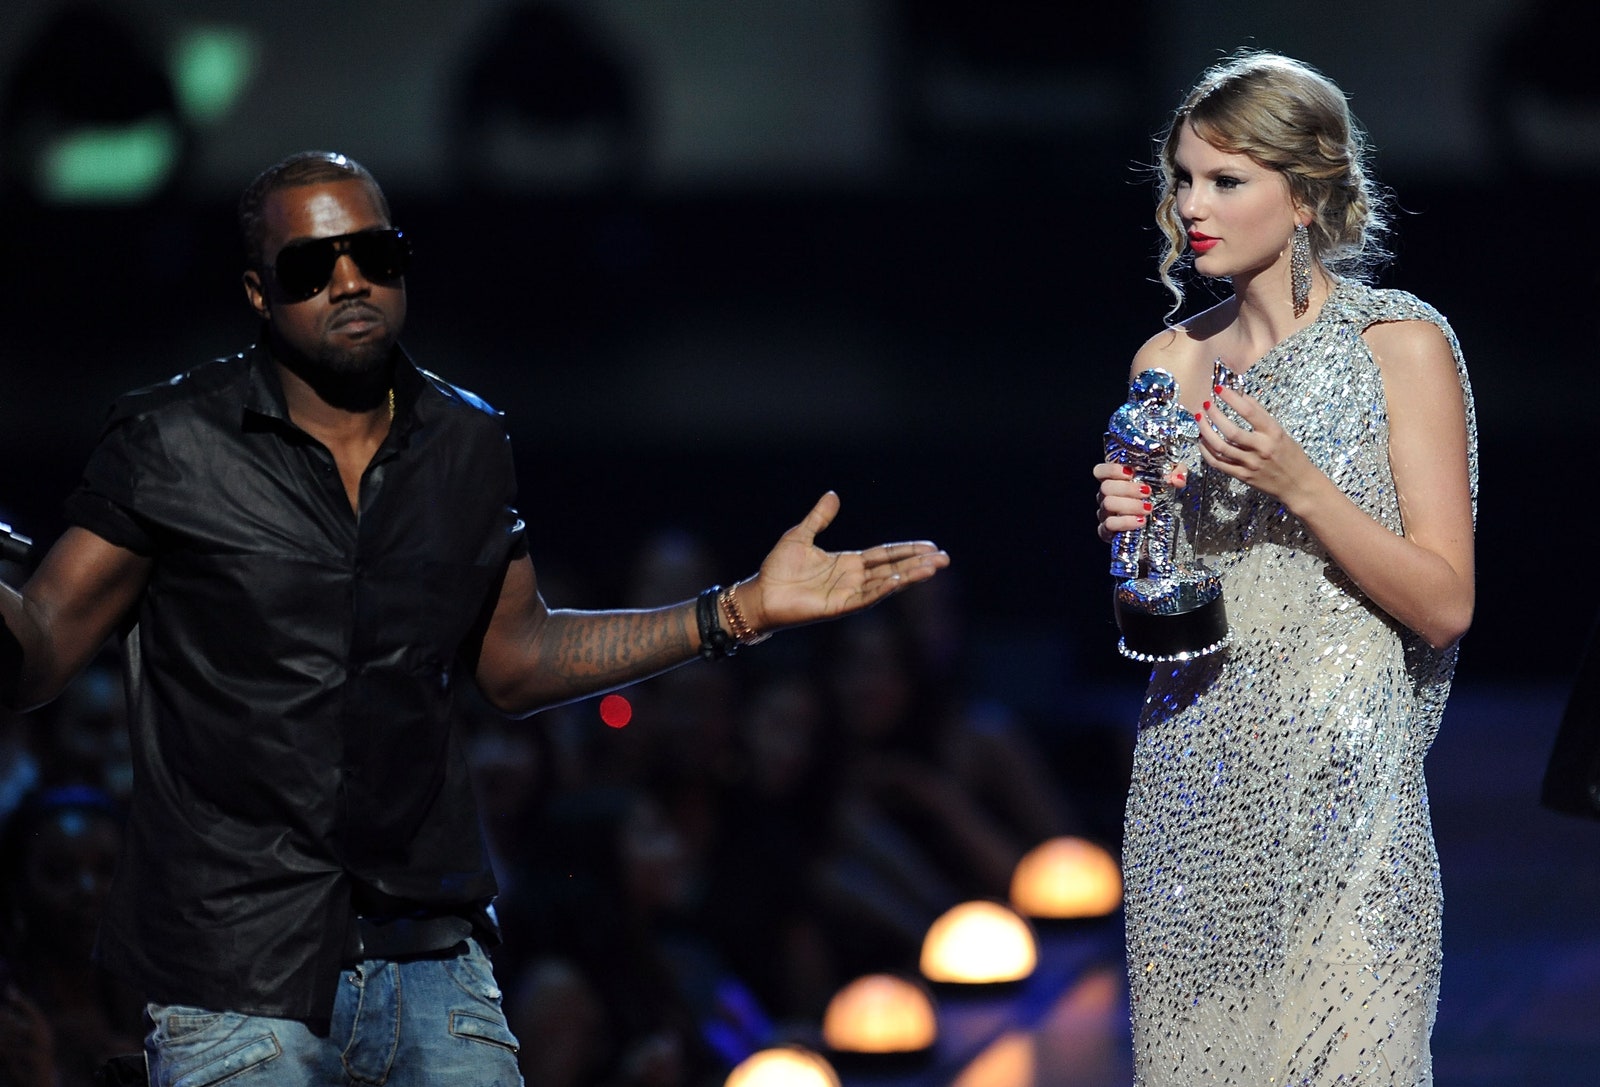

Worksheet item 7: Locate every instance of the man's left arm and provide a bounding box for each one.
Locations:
[473,491,949,717]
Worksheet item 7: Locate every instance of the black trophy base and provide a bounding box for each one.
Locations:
[1114,584,1229,662]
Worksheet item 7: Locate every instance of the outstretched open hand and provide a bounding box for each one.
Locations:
[742,491,949,633]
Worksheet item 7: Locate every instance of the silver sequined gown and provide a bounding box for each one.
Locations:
[1123,282,1477,1087]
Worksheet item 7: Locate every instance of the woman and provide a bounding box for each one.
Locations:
[1094,51,1476,1085]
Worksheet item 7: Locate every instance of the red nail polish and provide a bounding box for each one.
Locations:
[1139,484,1151,496]
[1214,384,1224,395]
[1202,400,1212,410]
[1137,516,1147,525]
[1194,412,1204,421]
[1122,465,1134,477]
[1142,500,1152,511]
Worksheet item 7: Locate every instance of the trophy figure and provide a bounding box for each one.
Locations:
[1104,368,1228,661]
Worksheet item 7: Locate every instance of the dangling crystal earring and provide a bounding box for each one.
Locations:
[1290,222,1312,318]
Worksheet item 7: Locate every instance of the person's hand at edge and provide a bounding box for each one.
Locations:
[734,491,949,635]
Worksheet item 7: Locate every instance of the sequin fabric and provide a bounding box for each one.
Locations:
[1123,282,1478,1087]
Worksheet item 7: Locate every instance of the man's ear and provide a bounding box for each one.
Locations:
[243,269,269,319]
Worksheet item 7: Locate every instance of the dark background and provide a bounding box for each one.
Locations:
[0,0,1590,702]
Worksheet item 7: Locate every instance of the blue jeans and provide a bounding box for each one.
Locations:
[144,939,523,1086]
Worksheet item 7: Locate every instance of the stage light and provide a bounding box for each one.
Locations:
[35,121,181,204]
[724,1046,840,1087]
[6,5,188,205]
[821,974,937,1054]
[171,25,260,124]
[599,693,632,728]
[1009,836,1123,920]
[919,900,1036,985]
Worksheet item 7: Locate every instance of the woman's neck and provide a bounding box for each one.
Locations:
[1224,266,1334,357]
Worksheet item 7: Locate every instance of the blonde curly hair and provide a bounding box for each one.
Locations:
[1154,50,1391,316]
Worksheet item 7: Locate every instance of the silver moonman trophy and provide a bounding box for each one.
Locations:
[1103,368,1228,661]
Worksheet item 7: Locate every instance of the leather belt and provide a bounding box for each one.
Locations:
[345,912,475,964]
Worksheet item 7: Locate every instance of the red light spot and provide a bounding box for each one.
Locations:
[599,694,632,729]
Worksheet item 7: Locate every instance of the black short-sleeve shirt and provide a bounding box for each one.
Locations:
[67,344,527,1021]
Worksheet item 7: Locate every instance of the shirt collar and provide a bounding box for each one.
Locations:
[240,339,429,441]
[241,341,292,425]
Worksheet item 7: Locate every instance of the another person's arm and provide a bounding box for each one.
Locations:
[473,491,949,716]
[1,527,152,709]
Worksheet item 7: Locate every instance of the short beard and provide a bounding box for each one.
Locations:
[314,331,396,377]
[270,327,397,412]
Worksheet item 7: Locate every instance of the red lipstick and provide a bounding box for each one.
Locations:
[1188,232,1218,253]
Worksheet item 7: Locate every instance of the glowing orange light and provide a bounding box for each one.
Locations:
[919,900,1037,984]
[599,694,632,728]
[821,974,938,1054]
[724,1046,841,1087]
[1009,836,1123,920]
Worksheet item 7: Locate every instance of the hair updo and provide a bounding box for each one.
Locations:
[1153,50,1391,315]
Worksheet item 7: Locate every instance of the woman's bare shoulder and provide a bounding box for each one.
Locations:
[1132,324,1185,368]
[1137,298,1231,356]
[1129,300,1232,395]
[1361,316,1453,366]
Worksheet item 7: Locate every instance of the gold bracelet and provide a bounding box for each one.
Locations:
[718,583,771,647]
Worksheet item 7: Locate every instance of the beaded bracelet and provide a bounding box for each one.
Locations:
[719,583,772,647]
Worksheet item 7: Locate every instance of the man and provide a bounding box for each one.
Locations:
[0,150,948,1086]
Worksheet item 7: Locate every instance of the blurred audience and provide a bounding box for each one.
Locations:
[0,784,142,1087]
[702,669,840,1023]
[507,785,766,1087]
[24,652,131,804]
[800,602,1078,977]
[0,705,38,831]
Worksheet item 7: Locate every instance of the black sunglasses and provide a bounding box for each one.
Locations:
[269,228,411,302]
